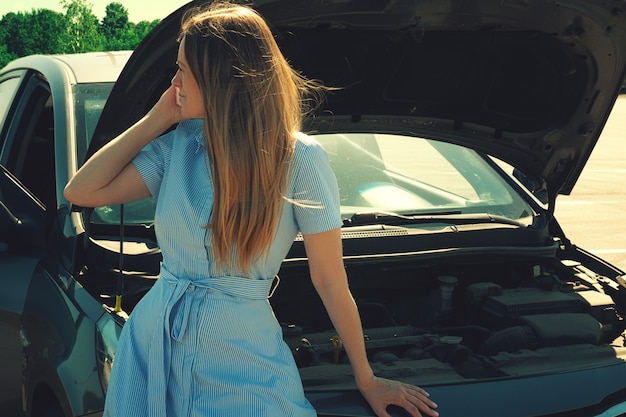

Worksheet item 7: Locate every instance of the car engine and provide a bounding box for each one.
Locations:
[269,256,626,388]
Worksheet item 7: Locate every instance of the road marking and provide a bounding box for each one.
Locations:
[557,201,622,205]
[589,249,626,254]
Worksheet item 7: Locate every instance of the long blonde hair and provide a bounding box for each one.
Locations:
[180,2,321,274]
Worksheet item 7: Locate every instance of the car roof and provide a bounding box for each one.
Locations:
[2,51,132,84]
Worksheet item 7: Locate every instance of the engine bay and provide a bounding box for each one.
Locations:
[270,256,626,388]
[82,239,626,389]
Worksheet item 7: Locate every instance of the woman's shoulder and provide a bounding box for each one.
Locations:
[293,132,326,160]
[291,132,334,179]
[294,131,320,146]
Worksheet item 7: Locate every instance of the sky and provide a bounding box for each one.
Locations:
[0,0,192,23]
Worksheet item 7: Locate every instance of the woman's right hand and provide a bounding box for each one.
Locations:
[358,376,439,417]
[148,85,185,128]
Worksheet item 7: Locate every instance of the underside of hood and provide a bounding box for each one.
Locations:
[91,0,626,200]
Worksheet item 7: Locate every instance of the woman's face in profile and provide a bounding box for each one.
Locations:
[172,38,204,119]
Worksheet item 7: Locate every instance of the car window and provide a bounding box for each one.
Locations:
[1,75,55,211]
[314,133,536,224]
[376,135,480,200]
[73,83,116,166]
[69,83,158,227]
[0,73,24,152]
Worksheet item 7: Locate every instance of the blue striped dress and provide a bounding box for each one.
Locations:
[103,119,342,417]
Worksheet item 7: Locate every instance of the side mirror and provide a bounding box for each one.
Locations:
[0,164,47,251]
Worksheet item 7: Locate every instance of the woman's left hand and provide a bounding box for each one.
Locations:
[358,376,439,417]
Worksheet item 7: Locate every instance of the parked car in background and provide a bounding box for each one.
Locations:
[2,1,626,416]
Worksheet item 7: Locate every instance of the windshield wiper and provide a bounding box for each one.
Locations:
[343,210,527,227]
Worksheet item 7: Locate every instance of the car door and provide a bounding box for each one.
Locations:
[0,69,56,415]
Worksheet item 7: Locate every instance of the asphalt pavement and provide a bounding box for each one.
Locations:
[554,95,626,272]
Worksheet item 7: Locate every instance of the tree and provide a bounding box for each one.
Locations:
[0,9,65,64]
[100,2,138,51]
[0,43,17,68]
[0,1,161,68]
[29,9,67,54]
[61,0,103,53]
[99,2,160,51]
[133,19,161,41]
[0,12,30,57]
[100,2,128,39]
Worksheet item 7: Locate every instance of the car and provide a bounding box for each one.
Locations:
[2,1,626,416]
[0,51,131,417]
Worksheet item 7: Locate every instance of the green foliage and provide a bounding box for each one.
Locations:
[100,2,132,49]
[0,44,17,69]
[61,0,103,53]
[0,0,161,68]
[101,2,129,37]
[0,9,66,57]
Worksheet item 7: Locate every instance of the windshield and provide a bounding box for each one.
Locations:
[74,83,156,225]
[74,83,114,164]
[86,129,536,226]
[316,133,536,225]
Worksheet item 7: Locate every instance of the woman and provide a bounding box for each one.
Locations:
[64,2,439,417]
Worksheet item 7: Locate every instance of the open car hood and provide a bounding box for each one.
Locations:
[90,0,626,199]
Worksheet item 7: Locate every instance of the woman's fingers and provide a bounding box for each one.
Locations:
[360,377,439,417]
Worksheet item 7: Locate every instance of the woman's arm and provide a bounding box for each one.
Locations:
[64,86,182,208]
[303,228,439,417]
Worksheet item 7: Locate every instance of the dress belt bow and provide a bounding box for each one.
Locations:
[146,268,275,417]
